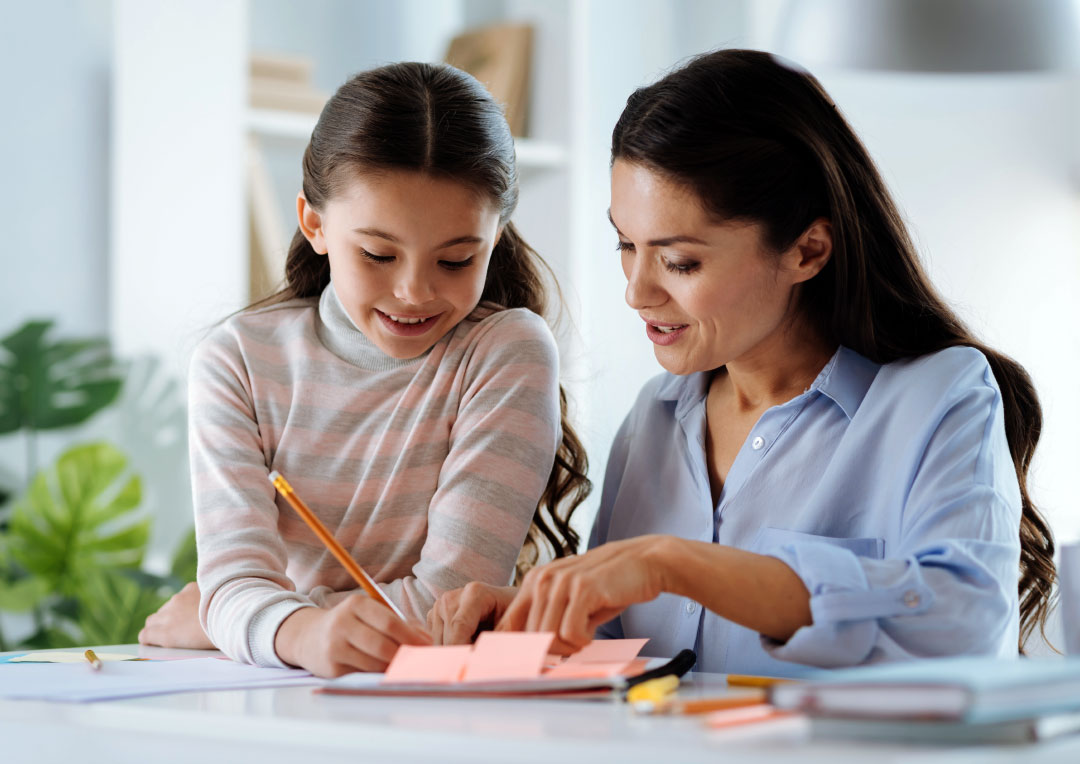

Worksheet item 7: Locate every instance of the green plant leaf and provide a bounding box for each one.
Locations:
[170,527,198,584]
[16,625,80,650]
[0,575,50,611]
[0,320,124,435]
[73,568,168,646]
[9,442,149,595]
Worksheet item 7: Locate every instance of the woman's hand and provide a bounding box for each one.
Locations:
[427,582,518,645]
[138,581,215,650]
[274,594,432,678]
[497,535,671,652]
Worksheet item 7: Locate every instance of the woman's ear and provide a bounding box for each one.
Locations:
[785,218,832,284]
[296,192,328,254]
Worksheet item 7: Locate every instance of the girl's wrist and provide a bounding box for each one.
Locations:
[274,606,322,667]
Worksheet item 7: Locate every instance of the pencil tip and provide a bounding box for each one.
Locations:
[268,470,280,482]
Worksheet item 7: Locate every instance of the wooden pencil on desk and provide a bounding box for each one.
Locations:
[268,470,408,622]
[84,649,103,671]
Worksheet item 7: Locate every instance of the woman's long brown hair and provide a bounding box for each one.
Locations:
[611,49,1054,651]
[252,62,590,580]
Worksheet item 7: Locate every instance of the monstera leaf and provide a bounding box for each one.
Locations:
[170,527,198,584]
[9,442,149,595]
[73,568,169,645]
[0,320,123,435]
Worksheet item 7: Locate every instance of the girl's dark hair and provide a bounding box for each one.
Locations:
[612,49,1053,652]
[255,62,590,580]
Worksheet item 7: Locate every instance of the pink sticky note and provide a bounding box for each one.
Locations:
[563,638,649,665]
[461,631,555,682]
[543,660,631,679]
[382,645,472,684]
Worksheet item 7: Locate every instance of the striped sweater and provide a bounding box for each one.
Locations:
[191,282,560,667]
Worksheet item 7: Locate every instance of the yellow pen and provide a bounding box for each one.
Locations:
[84,649,103,671]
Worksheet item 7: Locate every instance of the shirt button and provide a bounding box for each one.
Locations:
[685,601,698,615]
[903,590,920,608]
[751,436,765,450]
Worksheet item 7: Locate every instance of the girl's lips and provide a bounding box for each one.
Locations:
[645,322,689,346]
[375,309,443,337]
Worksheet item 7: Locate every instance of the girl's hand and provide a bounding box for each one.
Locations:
[427,582,518,645]
[274,594,432,678]
[138,581,215,650]
[497,536,670,652]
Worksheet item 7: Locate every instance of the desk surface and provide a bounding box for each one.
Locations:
[3,644,1079,764]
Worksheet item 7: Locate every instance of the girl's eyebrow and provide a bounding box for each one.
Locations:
[352,227,484,250]
[606,209,707,247]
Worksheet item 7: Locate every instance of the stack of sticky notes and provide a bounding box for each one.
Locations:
[322,633,650,697]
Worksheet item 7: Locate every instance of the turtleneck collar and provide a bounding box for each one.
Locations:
[316,281,429,371]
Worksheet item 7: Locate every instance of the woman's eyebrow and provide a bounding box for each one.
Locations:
[352,228,484,249]
[606,209,707,247]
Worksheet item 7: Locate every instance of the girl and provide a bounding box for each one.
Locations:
[428,50,1055,676]
[139,62,589,677]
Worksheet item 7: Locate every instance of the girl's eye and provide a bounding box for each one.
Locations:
[663,259,699,275]
[615,240,634,253]
[359,249,394,264]
[439,256,475,271]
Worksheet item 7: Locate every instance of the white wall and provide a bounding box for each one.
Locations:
[0,0,112,336]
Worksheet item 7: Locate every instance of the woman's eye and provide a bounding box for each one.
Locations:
[439,257,475,271]
[359,249,394,264]
[663,259,699,274]
[615,240,634,253]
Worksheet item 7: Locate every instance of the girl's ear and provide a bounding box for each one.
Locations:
[492,224,505,250]
[784,218,832,284]
[297,192,328,254]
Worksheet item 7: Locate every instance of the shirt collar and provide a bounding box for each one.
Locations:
[657,345,880,422]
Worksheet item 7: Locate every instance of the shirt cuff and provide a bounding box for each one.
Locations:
[761,540,934,668]
[248,598,317,668]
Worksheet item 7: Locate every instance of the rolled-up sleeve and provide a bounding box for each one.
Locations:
[761,364,1021,667]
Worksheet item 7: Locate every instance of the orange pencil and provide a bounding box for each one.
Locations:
[269,470,407,622]
[636,690,768,715]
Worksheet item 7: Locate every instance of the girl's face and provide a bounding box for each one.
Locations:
[609,159,830,375]
[299,170,502,359]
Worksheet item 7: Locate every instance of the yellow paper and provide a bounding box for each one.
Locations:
[10,651,138,663]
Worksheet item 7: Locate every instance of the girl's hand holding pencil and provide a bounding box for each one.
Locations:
[269,471,432,678]
[274,595,432,678]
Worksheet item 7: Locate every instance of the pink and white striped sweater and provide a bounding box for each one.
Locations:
[191,283,560,667]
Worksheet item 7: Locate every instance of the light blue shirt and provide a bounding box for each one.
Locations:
[590,346,1022,677]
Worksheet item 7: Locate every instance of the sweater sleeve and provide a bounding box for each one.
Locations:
[191,329,316,668]
[377,310,562,621]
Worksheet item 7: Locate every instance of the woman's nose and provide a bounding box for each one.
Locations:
[624,255,662,310]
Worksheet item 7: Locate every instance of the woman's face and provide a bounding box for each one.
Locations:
[299,170,502,359]
[609,159,824,376]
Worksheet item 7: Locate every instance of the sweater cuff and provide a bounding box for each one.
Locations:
[248,598,316,668]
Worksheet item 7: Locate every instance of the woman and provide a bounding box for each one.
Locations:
[427,49,1055,677]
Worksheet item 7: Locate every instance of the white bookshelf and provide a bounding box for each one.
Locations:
[247,107,568,169]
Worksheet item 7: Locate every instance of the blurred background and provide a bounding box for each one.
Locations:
[1,0,1078,651]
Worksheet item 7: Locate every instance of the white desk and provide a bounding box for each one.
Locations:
[3,645,1078,764]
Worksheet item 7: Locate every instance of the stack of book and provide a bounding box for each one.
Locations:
[770,656,1080,745]
[249,52,327,114]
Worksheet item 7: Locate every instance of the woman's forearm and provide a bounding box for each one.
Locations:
[651,536,812,642]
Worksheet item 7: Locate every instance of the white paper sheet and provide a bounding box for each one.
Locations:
[0,656,323,702]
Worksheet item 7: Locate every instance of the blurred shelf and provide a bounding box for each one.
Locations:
[247,108,566,169]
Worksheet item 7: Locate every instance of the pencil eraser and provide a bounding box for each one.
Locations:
[268,470,281,482]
